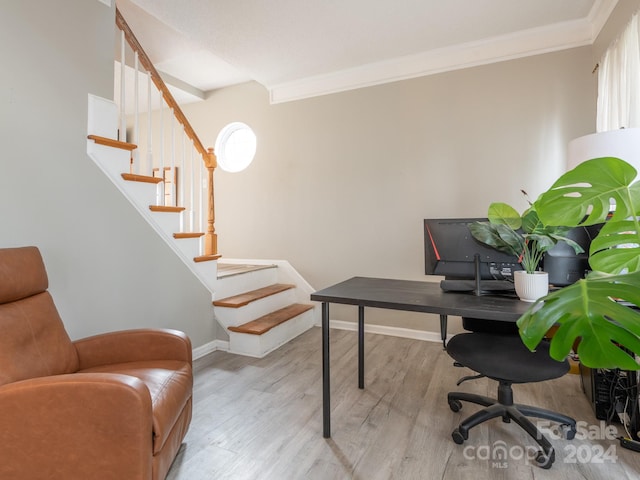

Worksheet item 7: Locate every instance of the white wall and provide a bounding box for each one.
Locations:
[183,46,596,333]
[5,1,632,343]
[0,0,218,348]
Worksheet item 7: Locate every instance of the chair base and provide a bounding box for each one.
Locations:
[448,384,576,469]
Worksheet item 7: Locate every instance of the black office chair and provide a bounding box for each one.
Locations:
[446,327,577,469]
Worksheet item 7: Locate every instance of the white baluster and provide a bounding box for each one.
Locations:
[198,156,204,254]
[198,157,204,246]
[170,110,175,207]
[159,99,165,205]
[179,129,186,232]
[189,143,195,232]
[146,72,153,176]
[119,29,126,142]
[133,51,139,174]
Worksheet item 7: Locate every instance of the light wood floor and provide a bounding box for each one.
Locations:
[167,327,640,479]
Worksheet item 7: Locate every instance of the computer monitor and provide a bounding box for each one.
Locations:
[424,218,522,294]
[424,218,600,294]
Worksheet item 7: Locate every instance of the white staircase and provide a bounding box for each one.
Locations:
[86,94,319,358]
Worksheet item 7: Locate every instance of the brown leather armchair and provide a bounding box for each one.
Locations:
[0,246,193,480]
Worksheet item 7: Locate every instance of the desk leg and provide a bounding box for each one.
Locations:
[322,302,331,438]
[440,314,448,348]
[358,305,364,389]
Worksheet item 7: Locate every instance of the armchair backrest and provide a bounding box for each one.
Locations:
[0,247,79,386]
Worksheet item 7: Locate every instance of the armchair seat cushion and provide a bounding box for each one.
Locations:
[79,360,192,454]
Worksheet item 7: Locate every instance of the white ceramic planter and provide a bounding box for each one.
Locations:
[514,271,549,302]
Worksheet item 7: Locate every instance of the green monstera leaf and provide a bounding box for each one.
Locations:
[536,157,640,226]
[518,271,640,370]
[589,218,640,274]
[520,156,640,369]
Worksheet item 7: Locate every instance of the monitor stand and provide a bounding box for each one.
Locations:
[473,253,482,296]
[439,254,516,296]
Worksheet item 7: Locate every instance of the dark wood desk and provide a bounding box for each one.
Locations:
[310,276,532,438]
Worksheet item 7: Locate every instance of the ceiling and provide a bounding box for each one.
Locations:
[116,0,618,104]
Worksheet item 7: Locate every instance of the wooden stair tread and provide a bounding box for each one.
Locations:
[121,173,163,184]
[88,134,137,151]
[217,263,277,279]
[213,284,295,308]
[228,303,314,335]
[149,205,185,213]
[174,232,205,239]
[194,254,222,263]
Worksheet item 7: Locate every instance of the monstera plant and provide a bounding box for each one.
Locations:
[517,157,640,370]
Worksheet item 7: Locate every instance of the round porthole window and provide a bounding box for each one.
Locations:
[215,122,257,172]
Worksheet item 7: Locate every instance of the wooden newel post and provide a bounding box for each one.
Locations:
[204,147,218,256]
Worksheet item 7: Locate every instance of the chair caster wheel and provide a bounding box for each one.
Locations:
[449,399,462,412]
[535,449,555,469]
[452,428,466,445]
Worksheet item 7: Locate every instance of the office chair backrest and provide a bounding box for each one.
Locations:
[462,316,519,334]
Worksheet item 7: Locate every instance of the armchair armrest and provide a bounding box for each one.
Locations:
[0,373,153,479]
[74,328,192,370]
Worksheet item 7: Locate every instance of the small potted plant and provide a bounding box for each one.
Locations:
[469,199,583,301]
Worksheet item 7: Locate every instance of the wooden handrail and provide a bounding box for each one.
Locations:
[115,7,217,255]
[115,8,213,165]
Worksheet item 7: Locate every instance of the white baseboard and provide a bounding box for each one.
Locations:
[196,321,446,361]
[327,320,449,343]
[192,339,229,360]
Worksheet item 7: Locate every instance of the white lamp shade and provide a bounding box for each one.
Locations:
[567,128,640,171]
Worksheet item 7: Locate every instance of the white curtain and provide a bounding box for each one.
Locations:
[597,13,640,132]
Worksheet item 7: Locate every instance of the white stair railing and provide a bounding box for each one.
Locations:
[113,8,217,257]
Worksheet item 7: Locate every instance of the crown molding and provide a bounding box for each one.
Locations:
[269,0,619,104]
[589,0,620,34]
